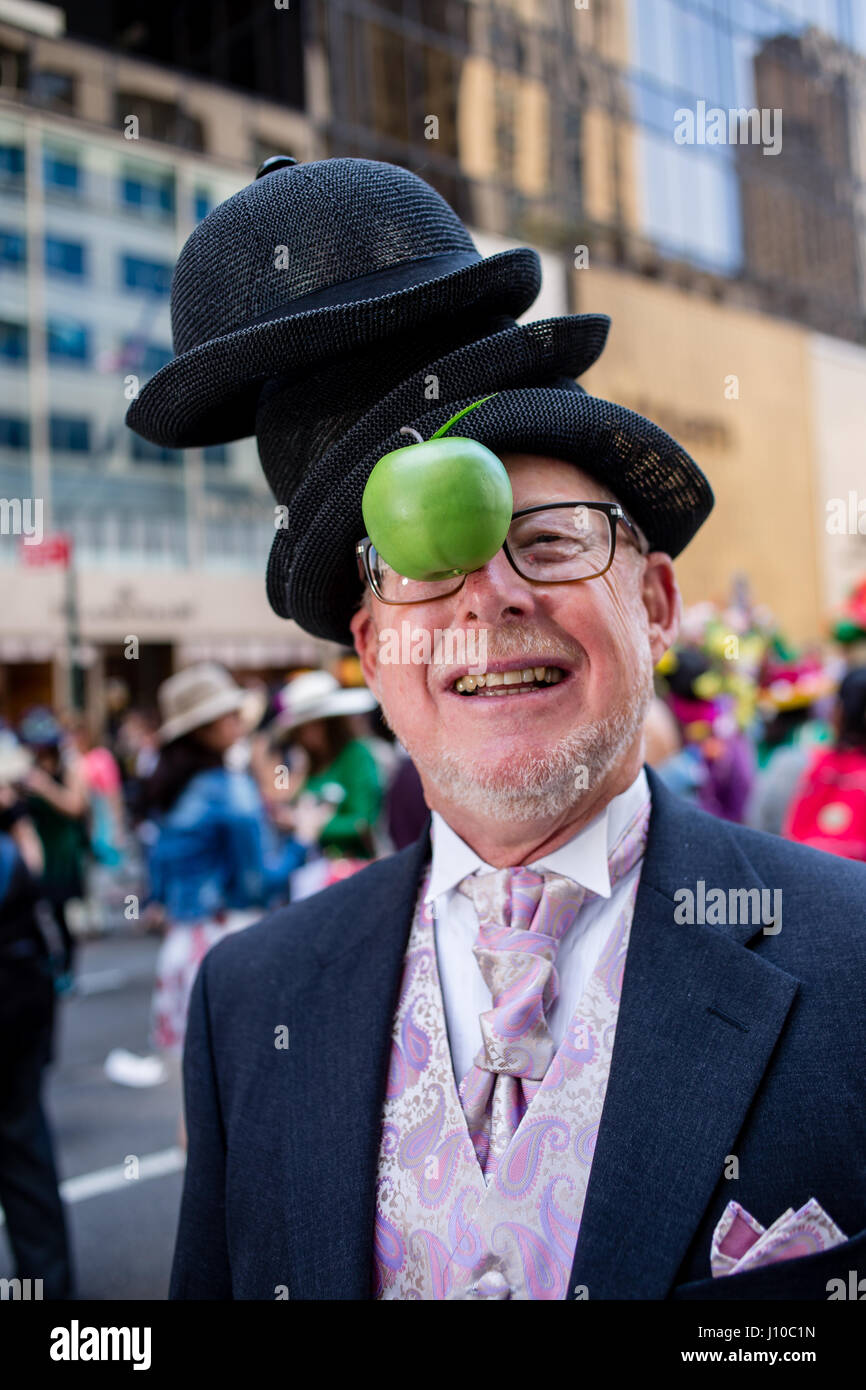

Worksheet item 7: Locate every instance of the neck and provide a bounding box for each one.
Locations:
[424,748,645,867]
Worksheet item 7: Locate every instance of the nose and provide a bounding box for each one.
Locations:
[450,547,538,627]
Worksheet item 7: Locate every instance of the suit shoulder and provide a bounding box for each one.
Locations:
[724,818,866,894]
[201,845,423,987]
[716,822,866,978]
[646,777,866,962]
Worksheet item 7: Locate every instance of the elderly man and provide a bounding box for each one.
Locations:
[128,158,866,1301]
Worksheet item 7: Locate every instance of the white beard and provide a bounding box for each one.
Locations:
[377,646,655,824]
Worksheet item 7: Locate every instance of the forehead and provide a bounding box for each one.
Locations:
[498,453,614,508]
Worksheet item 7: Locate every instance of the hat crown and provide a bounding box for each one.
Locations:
[170,159,480,358]
[158,663,237,724]
[282,670,340,716]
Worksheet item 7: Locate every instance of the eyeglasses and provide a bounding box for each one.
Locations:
[356,501,647,606]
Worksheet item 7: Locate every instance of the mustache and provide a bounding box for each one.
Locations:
[428,625,586,680]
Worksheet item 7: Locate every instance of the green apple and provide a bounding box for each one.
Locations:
[361,397,513,581]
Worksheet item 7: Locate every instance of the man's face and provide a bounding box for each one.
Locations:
[351,454,680,823]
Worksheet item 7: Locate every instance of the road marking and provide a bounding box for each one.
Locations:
[0,1148,185,1227]
[74,968,135,995]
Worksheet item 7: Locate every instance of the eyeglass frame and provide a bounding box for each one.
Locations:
[355,500,649,606]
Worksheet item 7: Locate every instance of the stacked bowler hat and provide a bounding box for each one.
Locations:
[126,156,714,646]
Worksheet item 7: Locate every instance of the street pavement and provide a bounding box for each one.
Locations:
[0,931,186,1300]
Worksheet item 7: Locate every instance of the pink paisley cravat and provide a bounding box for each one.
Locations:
[456,868,588,1176]
[456,811,649,1179]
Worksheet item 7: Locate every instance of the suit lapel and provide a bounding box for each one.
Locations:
[288,825,432,1299]
[569,772,799,1299]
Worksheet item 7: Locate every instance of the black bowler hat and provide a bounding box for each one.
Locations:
[257,314,714,645]
[125,157,547,448]
[125,154,714,644]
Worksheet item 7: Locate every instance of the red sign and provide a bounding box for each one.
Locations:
[19,534,72,567]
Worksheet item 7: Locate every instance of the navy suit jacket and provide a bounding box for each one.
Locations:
[170,769,866,1300]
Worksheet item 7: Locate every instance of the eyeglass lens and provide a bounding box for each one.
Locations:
[370,505,615,602]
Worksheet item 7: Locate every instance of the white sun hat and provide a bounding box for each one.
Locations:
[269,670,377,736]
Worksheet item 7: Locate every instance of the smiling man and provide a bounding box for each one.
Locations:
[351,457,671,865]
[127,158,866,1302]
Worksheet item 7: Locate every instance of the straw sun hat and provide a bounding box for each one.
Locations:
[156,663,265,745]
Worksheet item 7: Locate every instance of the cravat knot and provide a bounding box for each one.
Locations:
[457,868,588,1082]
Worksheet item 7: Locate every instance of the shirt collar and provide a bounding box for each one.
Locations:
[425,767,650,904]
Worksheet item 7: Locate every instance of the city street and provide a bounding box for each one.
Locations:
[0,932,185,1301]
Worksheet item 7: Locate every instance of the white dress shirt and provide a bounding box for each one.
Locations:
[425,768,650,1084]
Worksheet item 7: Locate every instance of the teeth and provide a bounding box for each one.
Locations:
[452,665,566,693]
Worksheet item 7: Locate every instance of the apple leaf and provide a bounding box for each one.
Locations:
[430,393,498,440]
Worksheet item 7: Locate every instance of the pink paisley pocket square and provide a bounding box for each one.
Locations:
[711,1199,847,1278]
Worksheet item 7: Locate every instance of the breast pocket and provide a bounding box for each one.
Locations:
[672,1227,866,1301]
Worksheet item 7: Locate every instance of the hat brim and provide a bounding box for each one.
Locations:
[157,687,253,745]
[268,386,714,646]
[125,248,541,450]
[0,747,33,784]
[269,687,378,734]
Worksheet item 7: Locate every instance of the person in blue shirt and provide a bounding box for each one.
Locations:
[141,664,306,1056]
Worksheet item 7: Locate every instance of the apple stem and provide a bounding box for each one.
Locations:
[399,427,425,445]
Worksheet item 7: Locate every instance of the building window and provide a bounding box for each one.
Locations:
[50,416,90,452]
[142,343,173,374]
[30,70,76,112]
[121,255,173,296]
[43,149,80,193]
[120,169,175,219]
[0,44,28,94]
[47,317,90,363]
[115,92,204,151]
[203,443,228,464]
[0,415,29,449]
[45,237,86,278]
[0,229,26,267]
[0,320,28,361]
[193,188,211,221]
[122,339,173,375]
[0,144,25,189]
[131,433,181,465]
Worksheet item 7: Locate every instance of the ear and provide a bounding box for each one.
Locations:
[349,598,380,695]
[641,553,681,665]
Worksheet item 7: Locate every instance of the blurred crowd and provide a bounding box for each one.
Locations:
[0,652,431,1039]
[647,581,866,860]
[0,650,426,1297]
[2,576,866,1297]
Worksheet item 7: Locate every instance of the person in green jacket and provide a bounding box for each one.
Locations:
[265,671,384,860]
